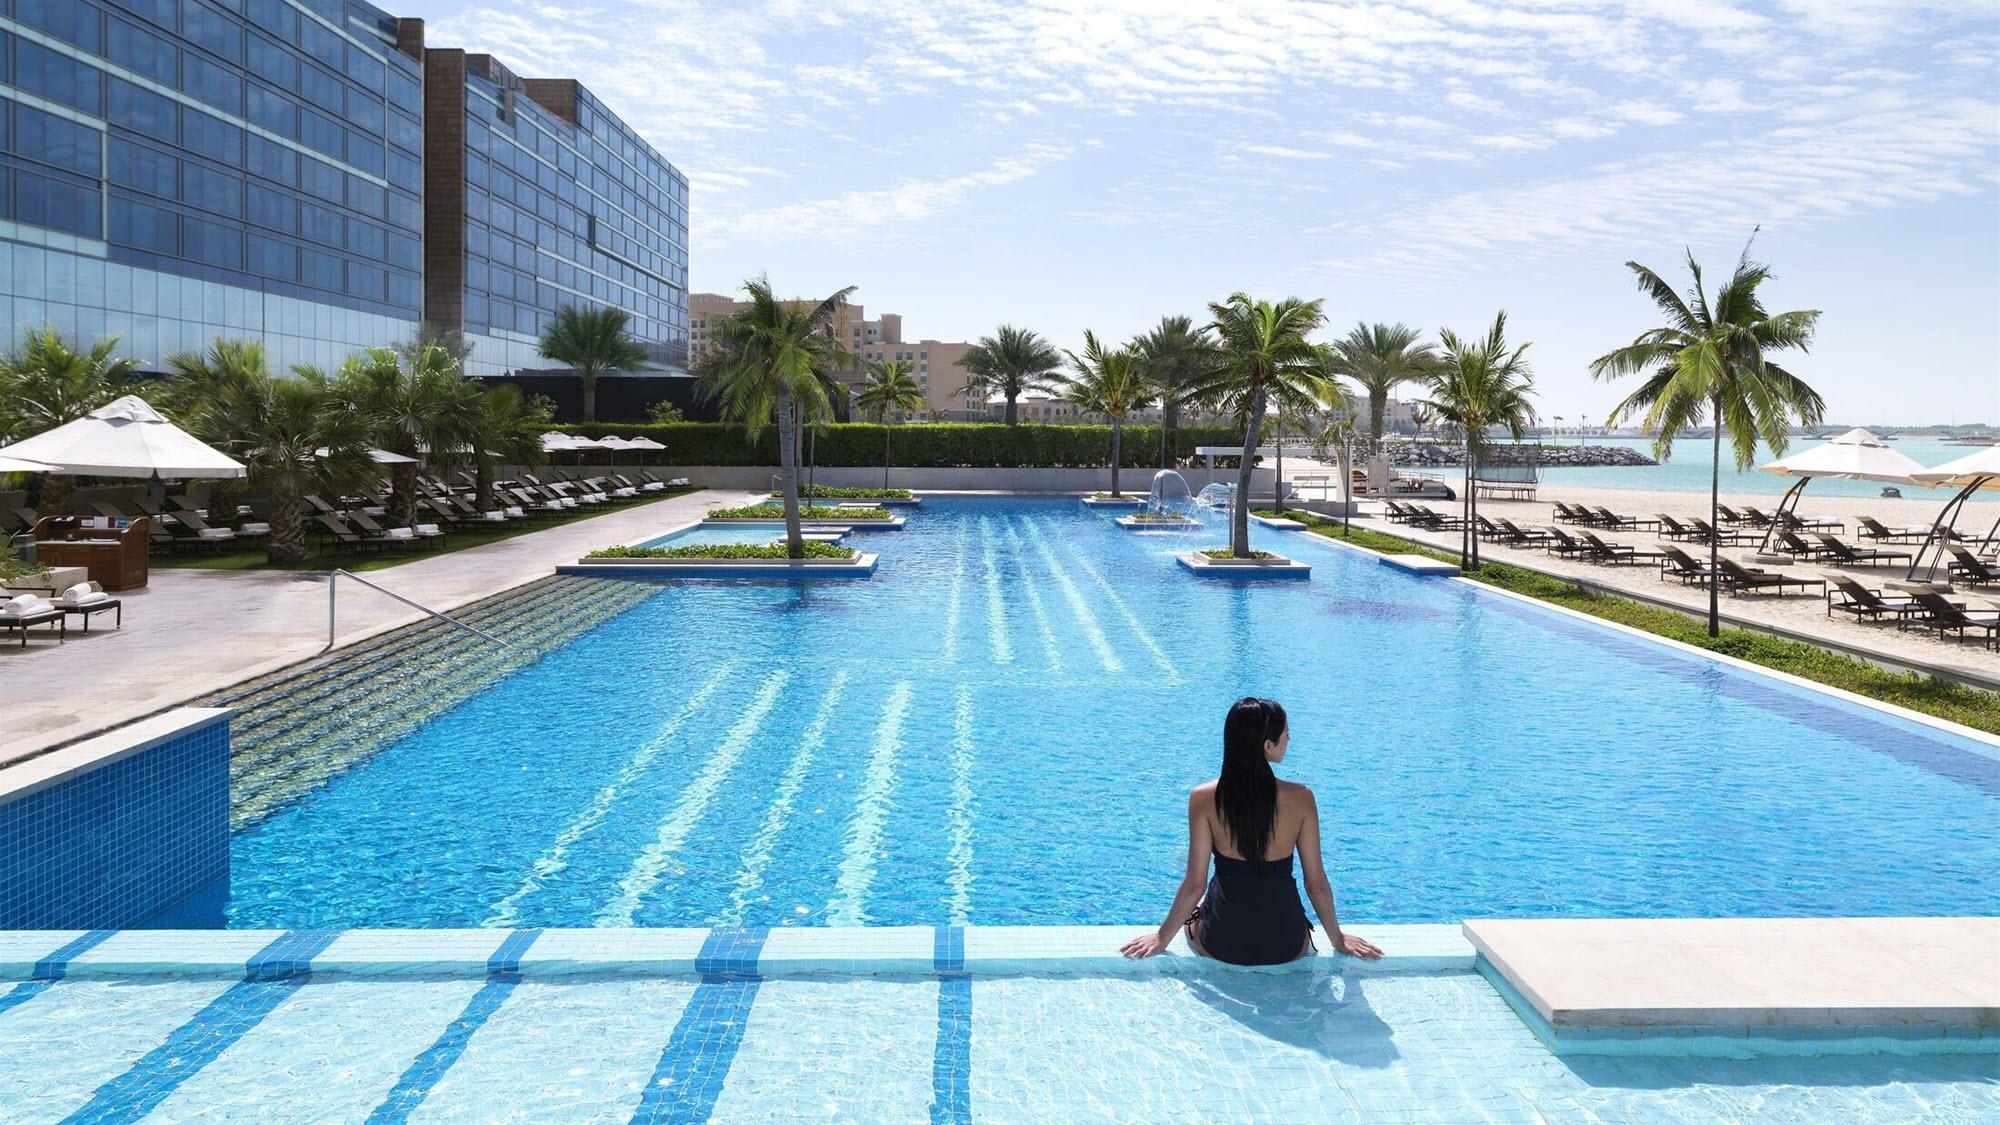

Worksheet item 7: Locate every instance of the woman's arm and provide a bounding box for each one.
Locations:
[1296,788,1383,959]
[1120,790,1213,959]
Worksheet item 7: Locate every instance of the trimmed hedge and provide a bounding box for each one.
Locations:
[554,421,1246,468]
[587,543,854,560]
[773,484,914,500]
[708,504,892,520]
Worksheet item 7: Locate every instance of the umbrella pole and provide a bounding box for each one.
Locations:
[1907,478,1983,583]
[1758,478,1808,554]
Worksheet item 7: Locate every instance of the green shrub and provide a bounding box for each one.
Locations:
[587,542,855,560]
[1127,512,1193,522]
[771,484,914,500]
[708,504,893,520]
[554,422,1245,468]
[1198,548,1281,560]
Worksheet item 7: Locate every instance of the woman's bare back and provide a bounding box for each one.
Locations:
[1191,779,1314,861]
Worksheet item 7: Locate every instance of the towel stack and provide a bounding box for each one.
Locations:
[2,593,47,615]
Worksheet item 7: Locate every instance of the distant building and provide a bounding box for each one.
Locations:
[690,292,976,422]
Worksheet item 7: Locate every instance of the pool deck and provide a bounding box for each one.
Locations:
[0,488,760,767]
[1466,917,2000,1032]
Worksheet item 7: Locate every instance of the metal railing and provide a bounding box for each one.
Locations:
[323,568,508,653]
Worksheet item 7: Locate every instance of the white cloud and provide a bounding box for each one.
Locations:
[1242,144,1334,160]
[713,144,1072,244]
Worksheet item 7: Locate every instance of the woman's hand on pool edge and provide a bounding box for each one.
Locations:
[1121,933,1170,959]
[1333,932,1383,959]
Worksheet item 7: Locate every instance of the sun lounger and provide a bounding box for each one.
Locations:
[1899,591,2000,648]
[1655,544,1715,586]
[1715,504,1751,525]
[1776,510,1843,534]
[1812,534,1909,567]
[1690,518,1762,546]
[1774,529,1835,561]
[1578,530,1667,566]
[1737,507,1777,527]
[51,581,121,632]
[1823,575,1929,622]
[1495,519,1554,546]
[1947,547,2000,587]
[1655,514,1706,541]
[1541,527,1596,559]
[1714,557,1825,597]
[313,514,389,553]
[1551,502,1598,524]
[1593,508,1661,531]
[0,594,66,645]
[1854,516,1931,544]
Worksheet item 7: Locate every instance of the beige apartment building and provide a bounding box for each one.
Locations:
[689,292,982,421]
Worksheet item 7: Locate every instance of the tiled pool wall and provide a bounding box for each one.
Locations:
[0,710,230,930]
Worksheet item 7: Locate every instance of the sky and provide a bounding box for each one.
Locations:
[418,0,2000,426]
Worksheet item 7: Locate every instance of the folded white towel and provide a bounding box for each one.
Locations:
[239,522,271,535]
[363,506,386,516]
[614,488,637,497]
[415,523,442,536]
[386,527,414,539]
[483,511,506,521]
[2,594,45,615]
[60,590,109,606]
[504,506,524,517]
[197,527,235,539]
[641,482,665,491]
[62,582,93,601]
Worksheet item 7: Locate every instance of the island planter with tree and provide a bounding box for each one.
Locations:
[566,540,878,579]
[701,503,905,530]
[1115,511,1199,530]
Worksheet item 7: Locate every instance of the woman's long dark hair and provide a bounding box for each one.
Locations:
[1216,697,1285,860]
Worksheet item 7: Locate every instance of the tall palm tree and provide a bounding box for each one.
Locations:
[335,346,480,528]
[1181,294,1333,557]
[1061,331,1155,498]
[0,328,139,515]
[698,277,856,557]
[163,338,273,521]
[211,365,375,564]
[1417,312,1537,569]
[958,325,1062,425]
[852,359,925,489]
[1329,322,1436,460]
[465,385,548,510]
[1591,240,1822,636]
[1132,315,1216,468]
[537,305,647,423]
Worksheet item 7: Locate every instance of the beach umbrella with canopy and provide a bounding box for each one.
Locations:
[0,453,58,474]
[0,395,246,479]
[622,435,664,469]
[1905,445,2000,581]
[1755,428,1929,552]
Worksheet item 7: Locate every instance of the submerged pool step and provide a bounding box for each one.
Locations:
[216,577,660,829]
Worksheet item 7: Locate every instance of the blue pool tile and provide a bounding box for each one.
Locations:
[931,926,972,1125]
[630,928,772,1124]
[366,929,545,1124]
[60,930,340,1123]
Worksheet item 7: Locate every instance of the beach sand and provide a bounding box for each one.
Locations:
[1340,481,2000,680]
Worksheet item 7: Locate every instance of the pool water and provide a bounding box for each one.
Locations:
[224,496,2000,929]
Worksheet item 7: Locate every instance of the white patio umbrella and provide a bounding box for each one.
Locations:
[0,395,245,479]
[1905,444,2000,580]
[1754,428,1929,552]
[0,453,58,474]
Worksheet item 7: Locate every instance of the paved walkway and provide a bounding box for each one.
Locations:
[0,489,756,766]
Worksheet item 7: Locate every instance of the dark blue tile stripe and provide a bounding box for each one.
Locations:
[0,981,55,1019]
[930,926,971,1125]
[36,930,117,980]
[629,928,771,1124]
[61,931,342,1125]
[367,930,545,1125]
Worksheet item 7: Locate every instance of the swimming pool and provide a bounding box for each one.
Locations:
[223,496,1999,930]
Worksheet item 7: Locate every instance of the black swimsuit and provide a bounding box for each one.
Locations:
[1191,849,1312,965]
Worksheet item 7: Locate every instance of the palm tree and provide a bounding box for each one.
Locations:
[1591,240,1822,636]
[537,305,647,423]
[1329,322,1436,462]
[1061,331,1154,497]
[1132,315,1216,469]
[163,338,273,522]
[698,277,856,557]
[1270,353,1355,515]
[1181,294,1333,557]
[0,328,138,515]
[213,365,375,564]
[335,346,480,528]
[958,325,1062,425]
[465,385,548,510]
[397,321,474,373]
[852,359,925,489]
[1417,312,1537,569]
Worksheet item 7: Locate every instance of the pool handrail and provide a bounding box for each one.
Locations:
[323,568,508,652]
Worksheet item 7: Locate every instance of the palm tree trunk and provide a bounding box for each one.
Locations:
[42,473,76,518]
[389,463,418,528]
[267,488,306,565]
[776,389,803,558]
[582,368,598,423]
[475,461,494,510]
[1233,387,1266,557]
[1369,388,1387,457]
[1275,422,1285,516]
[1708,410,1722,637]
[1004,391,1018,426]
[1109,419,1122,497]
[1467,444,1480,569]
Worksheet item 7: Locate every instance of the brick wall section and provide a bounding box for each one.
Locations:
[421,49,467,329]
[0,712,231,929]
[521,79,580,125]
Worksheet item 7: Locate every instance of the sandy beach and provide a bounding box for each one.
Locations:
[1339,480,2000,680]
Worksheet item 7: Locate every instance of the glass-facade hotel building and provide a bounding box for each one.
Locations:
[0,1,687,379]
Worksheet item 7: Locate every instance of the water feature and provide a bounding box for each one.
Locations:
[1145,469,1194,516]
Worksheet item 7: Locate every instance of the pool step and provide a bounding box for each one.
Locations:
[207,576,660,829]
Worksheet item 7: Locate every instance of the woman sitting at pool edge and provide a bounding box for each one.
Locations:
[1122,698,1383,965]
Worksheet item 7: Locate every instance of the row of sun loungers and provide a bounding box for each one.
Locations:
[0,582,121,646]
